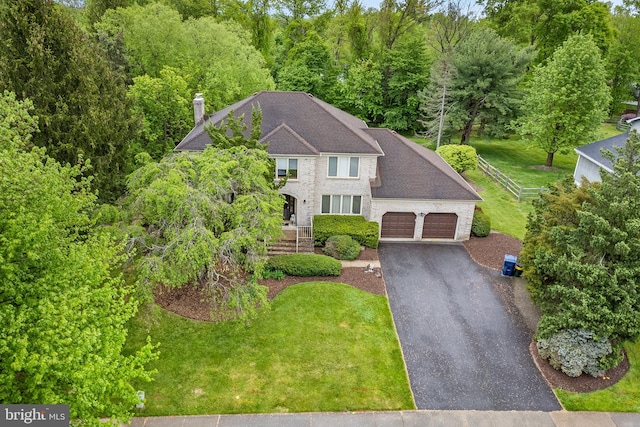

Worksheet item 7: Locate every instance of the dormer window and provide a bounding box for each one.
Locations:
[328,156,359,178]
[276,158,298,180]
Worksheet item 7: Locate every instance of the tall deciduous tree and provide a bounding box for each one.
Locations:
[276,30,340,103]
[0,91,156,426]
[128,66,192,159]
[521,132,640,369]
[518,34,611,167]
[379,33,431,132]
[446,28,533,144]
[606,9,640,114]
[0,0,141,202]
[97,3,275,111]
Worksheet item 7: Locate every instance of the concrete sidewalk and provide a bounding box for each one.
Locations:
[128,410,640,427]
[340,260,380,268]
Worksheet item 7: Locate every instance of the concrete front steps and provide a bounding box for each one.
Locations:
[267,228,314,255]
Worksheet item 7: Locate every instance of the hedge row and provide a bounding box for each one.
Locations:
[265,254,342,277]
[313,215,379,248]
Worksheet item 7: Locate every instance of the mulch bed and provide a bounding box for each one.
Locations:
[463,232,523,270]
[154,233,629,393]
[529,341,629,393]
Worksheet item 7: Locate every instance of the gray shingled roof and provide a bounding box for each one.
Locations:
[364,128,482,201]
[575,132,629,172]
[175,91,383,155]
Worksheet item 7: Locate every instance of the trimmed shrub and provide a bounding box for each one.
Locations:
[471,209,491,237]
[537,329,613,377]
[266,254,342,277]
[436,144,478,173]
[313,215,379,248]
[323,235,361,260]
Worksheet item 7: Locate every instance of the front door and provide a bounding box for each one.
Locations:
[283,195,296,221]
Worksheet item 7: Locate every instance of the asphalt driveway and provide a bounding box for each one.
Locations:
[379,243,561,411]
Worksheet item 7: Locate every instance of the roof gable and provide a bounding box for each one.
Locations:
[262,124,319,155]
[175,91,383,155]
[364,128,481,201]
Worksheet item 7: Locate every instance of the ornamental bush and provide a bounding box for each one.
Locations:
[436,144,478,173]
[471,210,491,237]
[323,235,361,260]
[313,215,379,248]
[266,254,342,277]
[536,329,613,377]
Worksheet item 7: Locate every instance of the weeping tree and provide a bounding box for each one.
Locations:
[124,113,283,321]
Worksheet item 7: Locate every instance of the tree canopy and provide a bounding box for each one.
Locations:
[521,131,640,371]
[518,34,611,167]
[0,91,156,426]
[124,117,283,320]
[0,0,141,202]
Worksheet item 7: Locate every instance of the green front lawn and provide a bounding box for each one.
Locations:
[556,340,640,412]
[464,169,533,240]
[126,282,414,415]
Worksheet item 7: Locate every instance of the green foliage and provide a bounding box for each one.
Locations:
[523,132,640,371]
[471,209,491,237]
[266,254,342,277]
[0,94,157,426]
[128,66,192,160]
[436,144,478,173]
[338,58,384,124]
[97,3,275,111]
[261,268,285,280]
[313,215,379,248]
[605,11,640,114]
[518,33,611,167]
[555,340,640,411]
[205,108,265,150]
[447,28,534,143]
[380,34,431,132]
[276,30,339,103]
[537,329,613,377]
[323,235,361,260]
[0,0,141,202]
[124,145,283,320]
[0,90,37,148]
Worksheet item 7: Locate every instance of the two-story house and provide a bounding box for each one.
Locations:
[175,91,481,241]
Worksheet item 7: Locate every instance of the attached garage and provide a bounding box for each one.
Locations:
[422,213,458,239]
[381,212,416,238]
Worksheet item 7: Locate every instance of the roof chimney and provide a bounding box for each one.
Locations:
[193,93,204,125]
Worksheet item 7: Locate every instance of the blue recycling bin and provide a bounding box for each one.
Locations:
[502,254,517,276]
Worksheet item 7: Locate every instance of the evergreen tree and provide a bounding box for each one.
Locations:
[522,132,640,369]
[0,0,140,202]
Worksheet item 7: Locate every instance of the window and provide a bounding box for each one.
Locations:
[276,158,298,180]
[321,195,362,214]
[328,156,359,178]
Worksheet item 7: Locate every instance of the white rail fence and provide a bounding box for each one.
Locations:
[296,225,313,253]
[477,155,548,202]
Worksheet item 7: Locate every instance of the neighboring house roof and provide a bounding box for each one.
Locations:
[364,128,482,201]
[575,132,629,173]
[175,91,383,155]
